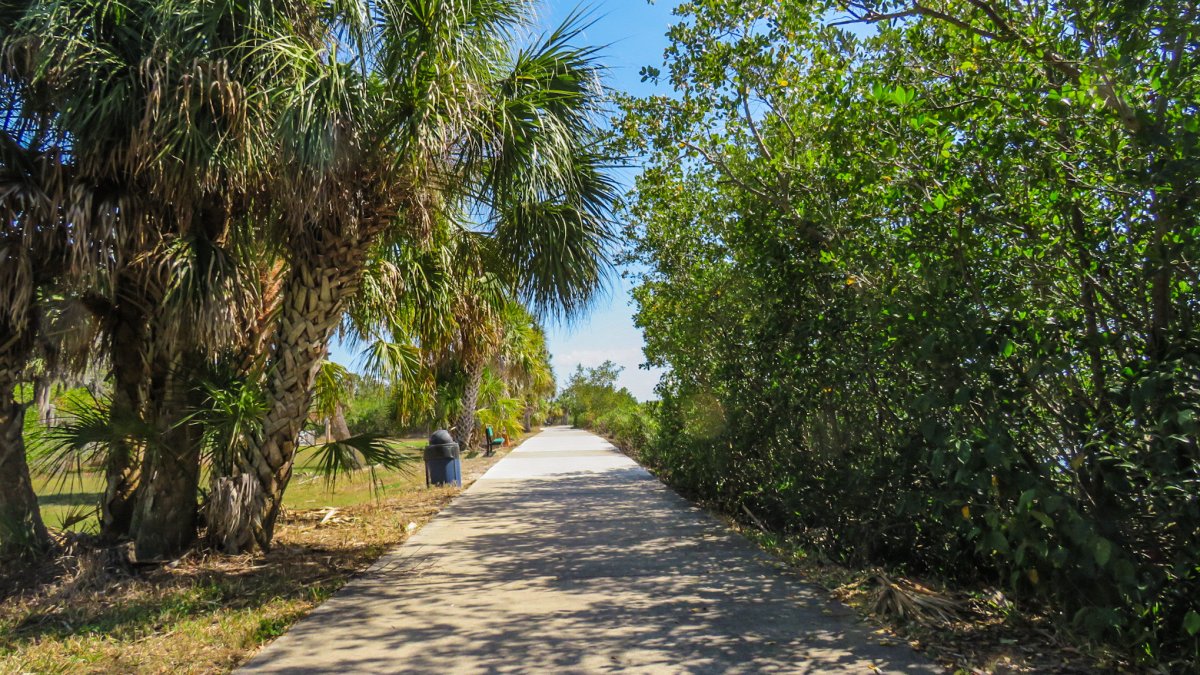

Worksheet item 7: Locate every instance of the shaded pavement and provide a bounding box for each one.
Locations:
[240,427,937,674]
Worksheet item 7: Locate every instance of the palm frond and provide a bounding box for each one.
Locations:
[306,433,416,496]
[194,371,268,478]
[28,390,140,478]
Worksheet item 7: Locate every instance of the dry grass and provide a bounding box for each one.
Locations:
[0,437,523,674]
[734,527,1125,674]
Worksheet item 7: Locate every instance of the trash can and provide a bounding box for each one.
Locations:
[424,429,461,487]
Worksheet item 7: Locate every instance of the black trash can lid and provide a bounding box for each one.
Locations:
[428,429,454,446]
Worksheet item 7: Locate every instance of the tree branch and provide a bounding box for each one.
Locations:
[680,141,774,204]
[837,0,1142,132]
[832,4,1002,41]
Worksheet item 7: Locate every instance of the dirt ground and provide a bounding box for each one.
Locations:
[0,440,521,674]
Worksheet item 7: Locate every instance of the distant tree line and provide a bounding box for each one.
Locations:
[557,361,656,455]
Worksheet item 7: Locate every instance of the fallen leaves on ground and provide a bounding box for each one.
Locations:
[0,440,521,674]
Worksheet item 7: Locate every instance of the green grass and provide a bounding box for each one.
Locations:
[31,438,429,531]
[3,434,526,674]
[284,439,426,509]
[33,472,105,534]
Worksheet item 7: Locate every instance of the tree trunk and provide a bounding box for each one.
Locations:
[131,426,201,561]
[330,405,363,468]
[102,455,139,542]
[131,357,202,561]
[1147,191,1173,362]
[331,404,351,441]
[205,474,260,554]
[33,377,53,426]
[453,358,486,451]
[238,249,366,552]
[0,327,52,556]
[100,297,149,542]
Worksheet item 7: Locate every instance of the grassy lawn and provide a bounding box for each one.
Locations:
[2,434,530,674]
[275,438,428,509]
[31,438,429,533]
[31,471,105,534]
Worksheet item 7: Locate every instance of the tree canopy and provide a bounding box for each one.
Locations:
[1,0,616,558]
[618,0,1199,665]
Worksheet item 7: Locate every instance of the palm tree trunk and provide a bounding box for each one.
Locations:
[331,404,362,468]
[101,318,146,541]
[0,327,52,555]
[102,439,140,543]
[0,396,50,556]
[33,377,53,426]
[453,358,486,451]
[331,404,352,441]
[131,355,202,560]
[131,427,201,560]
[240,251,366,551]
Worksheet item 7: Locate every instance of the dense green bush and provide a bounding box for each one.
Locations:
[618,0,1200,665]
[344,391,396,436]
[593,403,657,457]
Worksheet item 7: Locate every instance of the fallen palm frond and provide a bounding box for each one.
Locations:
[866,572,965,627]
[57,544,134,598]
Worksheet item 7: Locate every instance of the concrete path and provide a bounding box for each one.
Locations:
[241,427,936,674]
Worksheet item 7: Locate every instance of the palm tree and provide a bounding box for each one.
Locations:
[0,133,52,553]
[468,306,556,447]
[493,302,555,433]
[0,103,120,555]
[3,0,615,558]
[235,2,617,551]
[346,229,557,450]
[2,0,304,558]
[0,299,52,554]
[312,360,356,443]
[449,294,545,450]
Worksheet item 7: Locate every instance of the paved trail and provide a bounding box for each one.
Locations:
[241,427,935,674]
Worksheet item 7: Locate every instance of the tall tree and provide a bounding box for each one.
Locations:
[236,4,617,551]
[0,111,120,554]
[618,0,1199,663]
[1,0,302,558]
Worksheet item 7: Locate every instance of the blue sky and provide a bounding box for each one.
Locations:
[331,0,681,401]
[537,0,680,401]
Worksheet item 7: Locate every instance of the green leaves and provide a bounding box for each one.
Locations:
[307,434,415,495]
[1185,611,1200,636]
[867,83,917,107]
[617,0,1200,664]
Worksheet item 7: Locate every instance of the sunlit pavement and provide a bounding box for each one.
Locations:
[240,427,936,674]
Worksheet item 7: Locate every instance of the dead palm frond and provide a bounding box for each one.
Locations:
[868,572,966,627]
[205,474,262,555]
